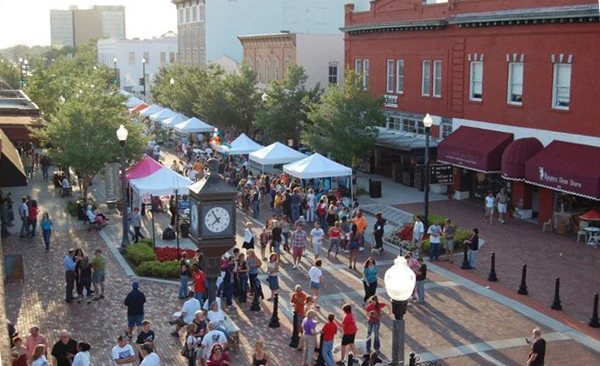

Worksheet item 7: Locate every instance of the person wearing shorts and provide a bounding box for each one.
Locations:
[496,188,509,224]
[124,281,146,337]
[334,304,358,363]
[443,219,456,263]
[91,249,106,301]
[484,191,495,224]
[308,259,324,308]
[291,225,308,269]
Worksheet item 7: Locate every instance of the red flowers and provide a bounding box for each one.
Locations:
[397,226,413,241]
[154,247,196,262]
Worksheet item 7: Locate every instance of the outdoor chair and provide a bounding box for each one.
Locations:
[577,220,589,243]
[542,219,552,232]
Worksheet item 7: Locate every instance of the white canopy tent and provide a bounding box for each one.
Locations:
[173,117,215,133]
[161,113,189,128]
[129,166,193,196]
[283,153,354,200]
[283,153,352,179]
[216,133,264,155]
[149,108,176,122]
[139,104,163,117]
[125,96,144,108]
[249,142,307,165]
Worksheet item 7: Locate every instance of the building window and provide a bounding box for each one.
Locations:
[552,63,571,110]
[192,5,198,22]
[128,52,135,65]
[354,59,362,75]
[396,60,404,94]
[256,59,262,83]
[160,52,166,65]
[507,62,524,105]
[328,62,338,84]
[143,52,149,64]
[185,7,191,23]
[362,59,370,89]
[273,58,280,80]
[285,59,291,71]
[421,60,431,96]
[433,60,442,97]
[178,8,184,24]
[469,61,483,101]
[386,60,394,93]
[265,59,270,83]
[441,121,453,138]
[199,4,205,21]
[169,52,176,63]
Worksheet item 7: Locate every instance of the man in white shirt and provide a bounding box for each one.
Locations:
[200,322,228,362]
[170,298,201,336]
[111,334,136,366]
[139,343,160,366]
[427,222,442,262]
[306,189,316,223]
[484,191,496,224]
[412,216,425,256]
[19,196,30,237]
[309,222,325,259]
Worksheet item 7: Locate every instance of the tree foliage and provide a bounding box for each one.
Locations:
[303,71,383,166]
[254,65,320,146]
[0,57,20,88]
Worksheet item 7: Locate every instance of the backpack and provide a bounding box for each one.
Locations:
[162,227,176,240]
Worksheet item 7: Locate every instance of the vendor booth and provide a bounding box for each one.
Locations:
[283,153,353,199]
[173,117,215,133]
[130,103,149,113]
[216,133,263,155]
[129,167,193,197]
[126,154,163,181]
[149,108,176,122]
[139,104,164,117]
[249,142,306,173]
[126,96,144,108]
[161,113,189,128]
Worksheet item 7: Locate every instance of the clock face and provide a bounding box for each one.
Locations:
[190,203,199,233]
[204,206,231,233]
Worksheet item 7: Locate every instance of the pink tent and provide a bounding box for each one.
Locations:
[126,154,163,182]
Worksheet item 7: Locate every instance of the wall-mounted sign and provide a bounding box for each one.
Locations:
[429,164,453,185]
[384,95,398,108]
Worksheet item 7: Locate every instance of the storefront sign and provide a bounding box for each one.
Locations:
[538,166,583,189]
[104,163,121,201]
[384,95,398,108]
[429,164,453,185]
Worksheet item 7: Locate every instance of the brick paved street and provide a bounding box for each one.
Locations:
[3,168,600,365]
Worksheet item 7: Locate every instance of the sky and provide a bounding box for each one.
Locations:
[0,0,177,49]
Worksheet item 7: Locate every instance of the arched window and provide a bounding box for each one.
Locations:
[273,58,280,80]
[256,58,262,83]
[265,58,270,83]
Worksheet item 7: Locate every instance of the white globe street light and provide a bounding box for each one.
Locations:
[385,255,416,365]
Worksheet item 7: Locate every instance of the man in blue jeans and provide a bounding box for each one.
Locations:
[465,228,479,269]
[427,221,442,261]
[415,257,427,304]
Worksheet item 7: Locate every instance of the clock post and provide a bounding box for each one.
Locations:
[188,158,238,305]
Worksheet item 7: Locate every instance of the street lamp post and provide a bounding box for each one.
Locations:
[141,58,146,99]
[385,256,416,365]
[423,113,434,227]
[117,125,130,251]
[113,57,118,87]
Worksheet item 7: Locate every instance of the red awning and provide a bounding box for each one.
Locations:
[130,103,149,113]
[580,210,600,221]
[501,137,543,181]
[524,141,600,200]
[437,126,513,173]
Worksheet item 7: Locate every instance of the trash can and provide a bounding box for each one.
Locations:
[369,180,382,198]
[180,223,190,238]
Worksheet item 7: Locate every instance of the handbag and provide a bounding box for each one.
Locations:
[181,344,194,358]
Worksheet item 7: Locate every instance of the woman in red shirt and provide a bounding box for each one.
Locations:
[334,304,358,363]
[364,295,389,354]
[327,221,342,259]
[206,343,230,365]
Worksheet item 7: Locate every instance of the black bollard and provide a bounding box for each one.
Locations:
[250,278,262,311]
[517,264,528,295]
[314,333,325,366]
[488,252,498,282]
[409,352,417,366]
[589,293,600,328]
[347,353,354,366]
[460,243,471,269]
[268,293,280,328]
[550,277,562,310]
[289,312,300,348]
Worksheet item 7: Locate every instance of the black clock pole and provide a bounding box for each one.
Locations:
[175,188,180,258]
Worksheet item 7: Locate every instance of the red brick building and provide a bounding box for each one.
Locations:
[343,0,600,228]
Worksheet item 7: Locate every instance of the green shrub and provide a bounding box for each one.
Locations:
[136,260,179,279]
[66,201,79,217]
[125,244,157,265]
[412,214,447,226]
[138,238,154,248]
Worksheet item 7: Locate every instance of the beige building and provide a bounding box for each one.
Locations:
[173,0,206,65]
[50,5,126,48]
[238,33,343,89]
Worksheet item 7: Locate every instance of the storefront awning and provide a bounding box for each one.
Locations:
[501,137,544,181]
[437,126,513,173]
[524,141,600,200]
[0,129,27,187]
[375,128,438,152]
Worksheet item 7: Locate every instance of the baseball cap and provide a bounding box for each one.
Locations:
[132,281,139,289]
[118,333,129,341]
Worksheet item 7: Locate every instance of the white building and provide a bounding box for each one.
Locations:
[97,32,178,98]
[239,33,343,89]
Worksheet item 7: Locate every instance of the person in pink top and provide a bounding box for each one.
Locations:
[25,326,48,359]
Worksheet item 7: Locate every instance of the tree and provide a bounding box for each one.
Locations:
[303,71,384,166]
[219,64,261,134]
[30,82,147,200]
[0,57,20,88]
[254,65,320,145]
